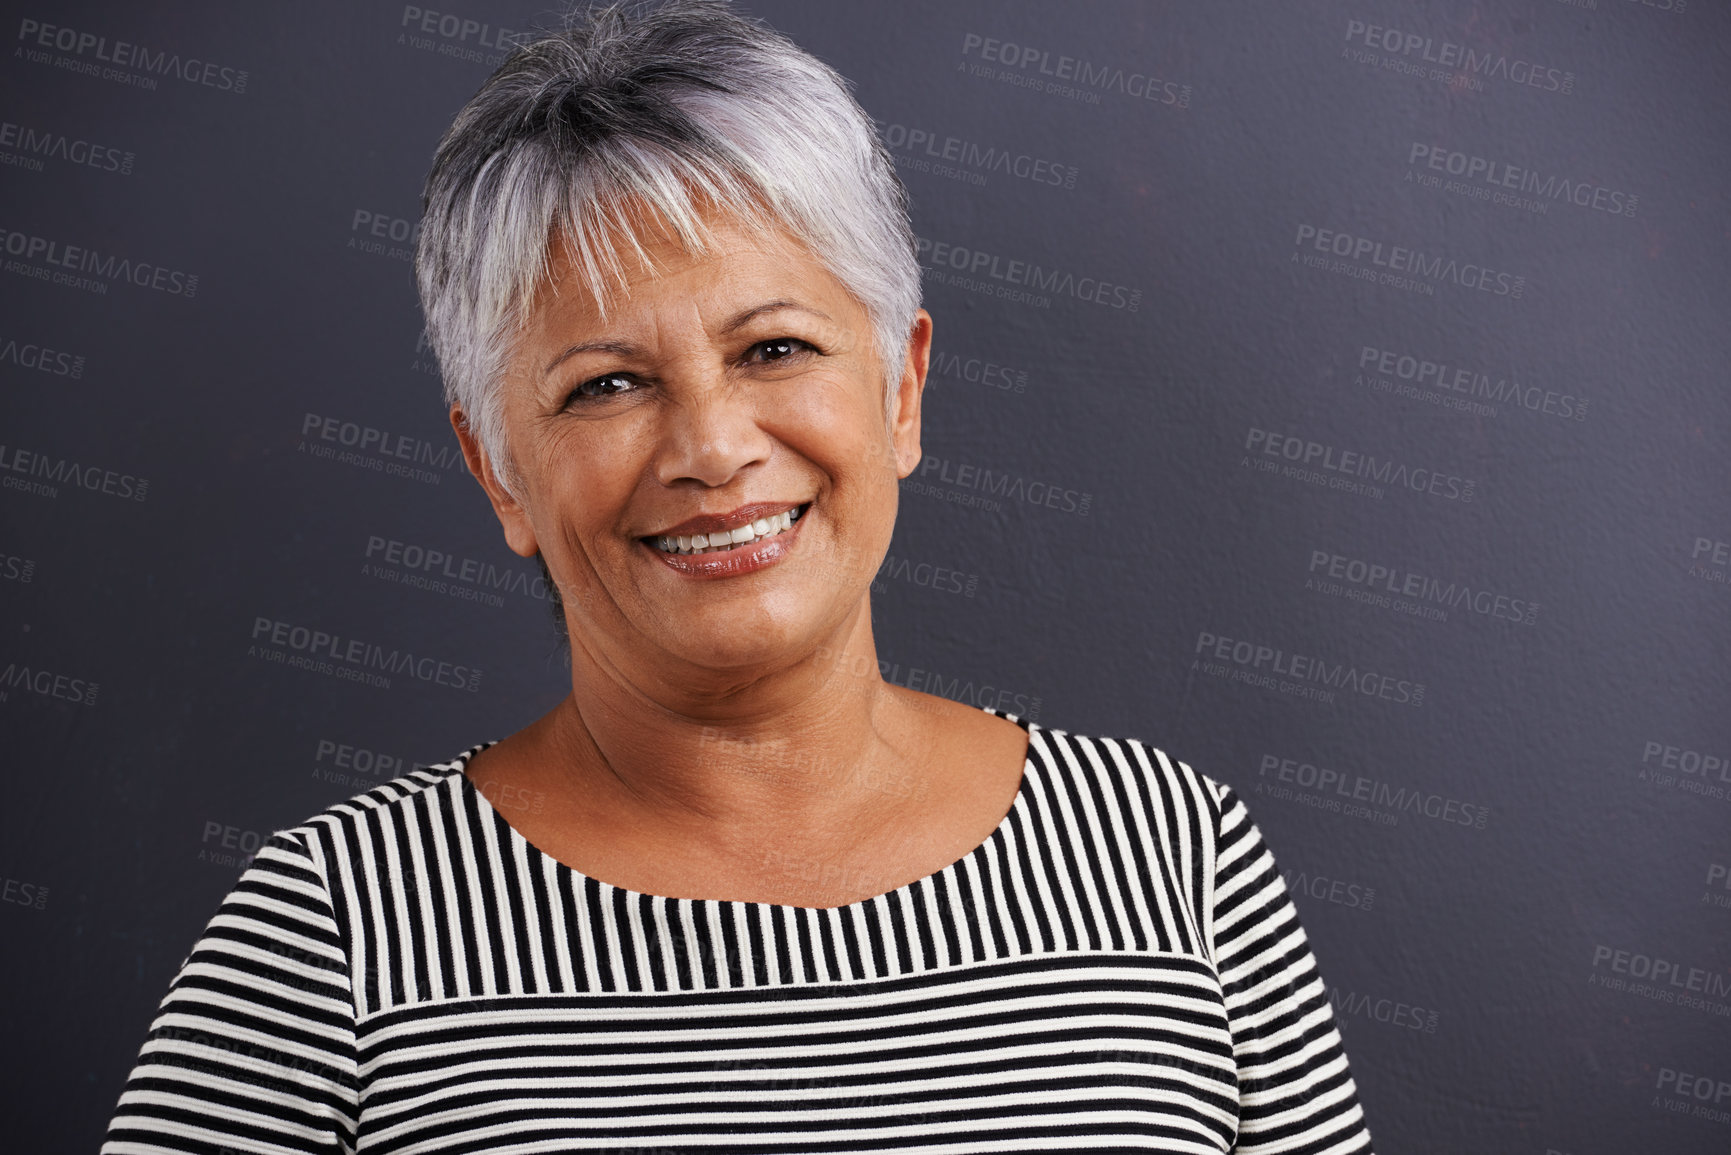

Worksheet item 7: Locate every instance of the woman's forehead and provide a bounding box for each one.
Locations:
[533,211,848,335]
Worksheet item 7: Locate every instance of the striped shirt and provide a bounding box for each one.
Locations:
[104,710,1374,1153]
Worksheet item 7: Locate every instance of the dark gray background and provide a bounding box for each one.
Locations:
[2,1,1727,1151]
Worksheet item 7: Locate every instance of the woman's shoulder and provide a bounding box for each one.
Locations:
[1012,711,1235,828]
[255,747,484,867]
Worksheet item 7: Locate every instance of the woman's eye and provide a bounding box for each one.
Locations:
[568,373,635,403]
[747,337,813,363]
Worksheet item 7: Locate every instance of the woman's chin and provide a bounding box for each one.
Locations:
[661,640,817,685]
[629,612,810,672]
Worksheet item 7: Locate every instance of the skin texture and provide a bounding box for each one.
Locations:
[452,211,1028,908]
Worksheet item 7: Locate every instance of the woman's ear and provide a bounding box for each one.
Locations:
[890,310,932,478]
[450,405,540,558]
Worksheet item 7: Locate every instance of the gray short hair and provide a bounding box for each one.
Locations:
[415,0,921,495]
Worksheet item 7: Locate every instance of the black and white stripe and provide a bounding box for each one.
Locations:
[104,711,1373,1153]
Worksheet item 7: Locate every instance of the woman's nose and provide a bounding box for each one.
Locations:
[651,373,775,489]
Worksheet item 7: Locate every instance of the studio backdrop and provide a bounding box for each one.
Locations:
[2,1,1728,1151]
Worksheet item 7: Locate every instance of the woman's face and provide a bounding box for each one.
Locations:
[456,213,929,690]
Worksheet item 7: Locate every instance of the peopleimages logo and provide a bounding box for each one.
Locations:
[878,657,1041,721]
[198,821,270,871]
[313,738,412,790]
[0,660,99,706]
[960,33,1190,109]
[1358,344,1586,422]
[1195,630,1426,707]
[349,210,420,263]
[0,335,85,378]
[1327,987,1440,1034]
[1705,862,1731,909]
[16,18,249,93]
[1407,143,1637,218]
[877,120,1078,190]
[1639,739,1730,802]
[0,227,198,297]
[1643,740,1729,780]
[915,235,1142,312]
[363,534,552,607]
[1691,536,1731,588]
[875,552,979,598]
[913,453,1092,516]
[1294,224,1526,298]
[398,5,530,64]
[928,349,1028,394]
[1589,940,1731,1019]
[1655,1067,1730,1127]
[1590,945,1731,1001]
[0,118,134,175]
[1257,752,1488,828]
[1244,427,1477,504]
[1,874,48,911]
[1343,19,1574,95]
[412,329,442,379]
[1283,868,1375,912]
[249,617,482,693]
[299,412,463,485]
[1307,549,1540,626]
[0,444,148,502]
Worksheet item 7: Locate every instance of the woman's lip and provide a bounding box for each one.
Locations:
[642,504,808,579]
[647,501,806,539]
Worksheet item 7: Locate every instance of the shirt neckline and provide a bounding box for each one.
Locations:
[450,705,1039,913]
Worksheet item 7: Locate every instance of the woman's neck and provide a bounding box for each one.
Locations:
[538,602,921,836]
[461,602,1029,905]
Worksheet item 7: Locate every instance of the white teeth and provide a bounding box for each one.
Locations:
[651,506,802,555]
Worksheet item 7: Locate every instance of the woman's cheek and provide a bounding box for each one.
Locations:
[774,372,883,461]
[540,416,636,490]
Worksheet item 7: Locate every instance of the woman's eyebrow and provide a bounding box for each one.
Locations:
[720,299,833,334]
[541,301,834,377]
[543,338,641,378]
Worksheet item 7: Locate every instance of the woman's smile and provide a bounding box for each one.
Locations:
[641,500,812,578]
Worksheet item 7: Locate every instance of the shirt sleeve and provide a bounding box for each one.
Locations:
[103,829,360,1153]
[1207,781,1374,1154]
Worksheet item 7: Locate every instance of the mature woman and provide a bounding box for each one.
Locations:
[105,3,1373,1152]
